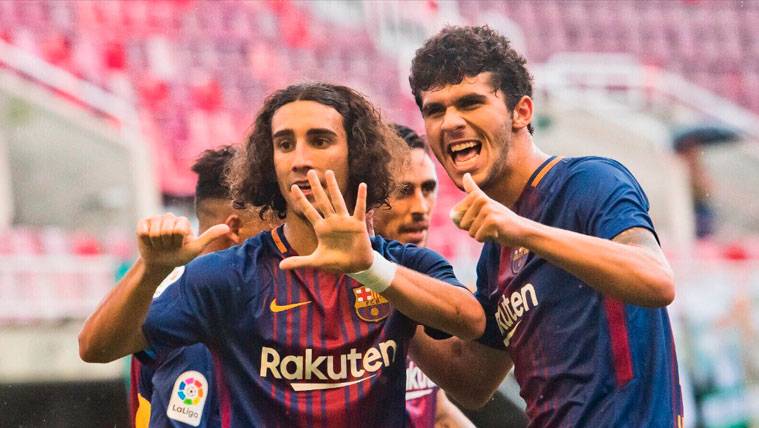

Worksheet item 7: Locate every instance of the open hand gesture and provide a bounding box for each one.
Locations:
[449,173,527,247]
[279,170,374,273]
[137,213,230,269]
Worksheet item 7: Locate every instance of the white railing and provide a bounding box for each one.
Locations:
[0,39,160,220]
[536,53,759,146]
[0,255,118,323]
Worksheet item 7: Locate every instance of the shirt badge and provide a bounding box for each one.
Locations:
[353,286,391,322]
[511,247,529,274]
[167,370,208,427]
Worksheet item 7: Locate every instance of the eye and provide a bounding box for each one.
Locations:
[275,139,293,151]
[422,182,437,196]
[396,184,414,198]
[423,105,444,118]
[459,98,482,110]
[312,137,330,147]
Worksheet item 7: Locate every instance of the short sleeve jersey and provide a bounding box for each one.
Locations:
[476,156,684,427]
[142,225,464,427]
[130,267,220,428]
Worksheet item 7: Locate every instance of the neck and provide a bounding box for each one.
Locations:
[283,208,318,256]
[490,137,550,210]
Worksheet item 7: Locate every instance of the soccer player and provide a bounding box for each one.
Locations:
[372,124,473,428]
[79,82,485,427]
[130,145,279,427]
[407,26,684,427]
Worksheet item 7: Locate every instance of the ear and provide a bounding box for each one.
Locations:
[511,96,533,131]
[224,214,243,244]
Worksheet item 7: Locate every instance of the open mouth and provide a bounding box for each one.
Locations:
[292,181,312,194]
[448,140,482,165]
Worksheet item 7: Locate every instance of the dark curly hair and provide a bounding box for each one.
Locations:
[229,82,403,219]
[409,25,534,134]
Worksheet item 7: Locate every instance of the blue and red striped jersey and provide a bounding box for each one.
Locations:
[476,156,684,427]
[132,344,220,428]
[142,225,465,427]
[404,358,438,428]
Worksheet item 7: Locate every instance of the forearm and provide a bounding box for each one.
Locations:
[409,330,511,408]
[519,221,674,307]
[381,267,484,340]
[78,258,172,362]
[435,389,476,428]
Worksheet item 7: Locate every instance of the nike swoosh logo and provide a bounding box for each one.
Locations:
[270,298,312,313]
[506,320,521,342]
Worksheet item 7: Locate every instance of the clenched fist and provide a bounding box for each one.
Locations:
[137,213,230,269]
[450,173,528,247]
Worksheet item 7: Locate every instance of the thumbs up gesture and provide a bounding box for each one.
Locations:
[449,173,526,246]
[136,213,230,269]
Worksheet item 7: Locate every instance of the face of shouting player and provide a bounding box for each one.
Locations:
[419,72,514,196]
[271,100,350,219]
[372,149,438,247]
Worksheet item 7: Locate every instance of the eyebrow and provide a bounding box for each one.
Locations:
[456,93,487,105]
[271,128,338,139]
[306,128,338,138]
[422,92,488,114]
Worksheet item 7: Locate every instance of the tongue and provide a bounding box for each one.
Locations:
[453,147,479,163]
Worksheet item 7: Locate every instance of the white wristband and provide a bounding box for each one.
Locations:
[347,251,397,293]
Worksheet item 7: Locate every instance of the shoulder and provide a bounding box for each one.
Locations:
[371,236,444,266]
[558,156,647,202]
[563,156,639,184]
[182,233,270,289]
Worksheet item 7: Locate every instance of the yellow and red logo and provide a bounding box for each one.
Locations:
[352,286,390,322]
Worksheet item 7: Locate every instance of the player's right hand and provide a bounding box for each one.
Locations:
[136,213,230,269]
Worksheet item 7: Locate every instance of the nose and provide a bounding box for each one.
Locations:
[291,140,313,172]
[410,189,431,218]
[440,108,466,135]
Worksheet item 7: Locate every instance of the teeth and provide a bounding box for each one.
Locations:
[450,141,478,152]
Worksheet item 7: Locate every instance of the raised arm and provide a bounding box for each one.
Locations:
[78,214,228,363]
[278,170,484,339]
[453,173,674,307]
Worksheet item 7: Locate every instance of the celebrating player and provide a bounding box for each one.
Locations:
[407,26,684,426]
[373,124,474,428]
[79,82,485,427]
[130,145,279,427]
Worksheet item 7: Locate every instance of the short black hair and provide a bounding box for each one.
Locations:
[391,123,427,151]
[191,145,236,202]
[409,25,534,134]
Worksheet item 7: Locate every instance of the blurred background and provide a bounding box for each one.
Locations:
[0,0,758,426]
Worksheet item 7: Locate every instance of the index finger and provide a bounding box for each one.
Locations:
[290,184,324,225]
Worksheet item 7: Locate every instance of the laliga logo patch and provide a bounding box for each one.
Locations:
[511,247,529,274]
[154,266,185,299]
[353,286,390,322]
[167,370,208,427]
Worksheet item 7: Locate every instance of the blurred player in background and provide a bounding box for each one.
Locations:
[79,82,485,427]
[373,124,473,428]
[408,25,684,426]
[129,145,279,427]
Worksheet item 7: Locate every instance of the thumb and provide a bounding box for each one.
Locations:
[279,255,315,271]
[194,224,230,250]
[462,173,479,194]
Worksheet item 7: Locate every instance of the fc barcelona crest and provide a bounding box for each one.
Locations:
[353,286,391,322]
[511,247,529,274]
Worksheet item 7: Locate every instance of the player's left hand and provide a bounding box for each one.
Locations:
[279,169,374,273]
[450,173,528,247]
